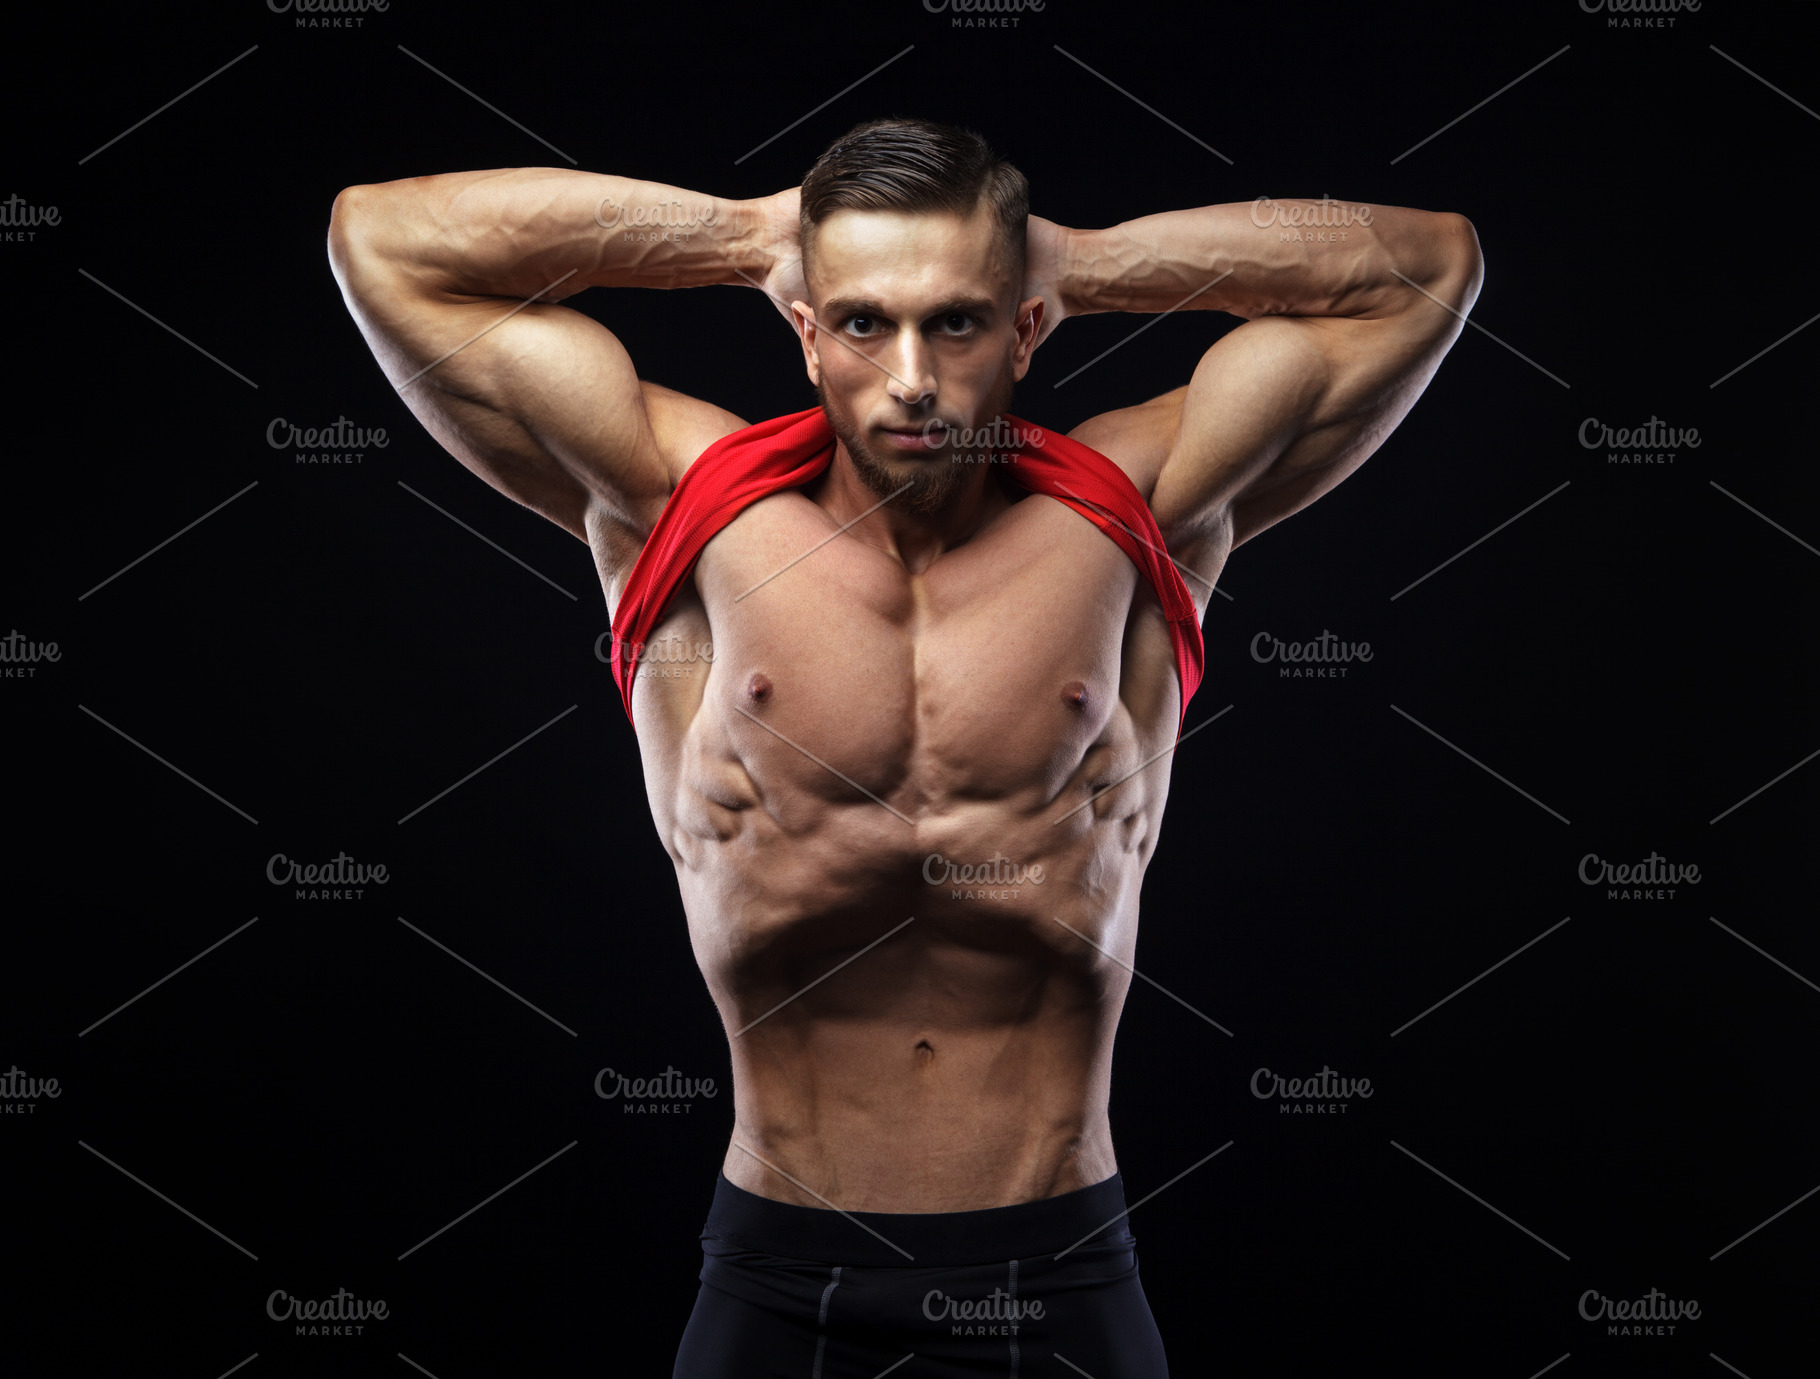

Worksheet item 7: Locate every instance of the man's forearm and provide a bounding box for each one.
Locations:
[329,167,774,301]
[1057,198,1478,321]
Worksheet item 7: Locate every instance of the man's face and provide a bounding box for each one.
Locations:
[794,203,1041,515]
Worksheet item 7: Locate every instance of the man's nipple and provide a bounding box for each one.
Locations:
[1062,680,1091,710]
[747,673,773,704]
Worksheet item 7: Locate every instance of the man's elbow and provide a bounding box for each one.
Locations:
[1431,211,1485,314]
[326,184,377,282]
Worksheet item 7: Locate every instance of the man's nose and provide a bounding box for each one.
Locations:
[883,332,936,408]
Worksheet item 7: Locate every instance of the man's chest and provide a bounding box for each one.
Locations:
[636,489,1176,802]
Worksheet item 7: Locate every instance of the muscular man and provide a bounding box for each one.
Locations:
[329,119,1482,1377]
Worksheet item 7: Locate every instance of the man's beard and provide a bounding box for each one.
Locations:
[816,377,1015,517]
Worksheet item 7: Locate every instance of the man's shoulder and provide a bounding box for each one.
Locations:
[1059,387,1191,503]
[638,381,752,487]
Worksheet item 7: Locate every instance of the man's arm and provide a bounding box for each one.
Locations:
[1028,199,1484,579]
[326,170,802,597]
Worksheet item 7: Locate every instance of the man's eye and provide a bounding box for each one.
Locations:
[943,314,970,332]
[846,316,874,334]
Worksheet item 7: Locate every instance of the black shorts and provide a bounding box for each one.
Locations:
[672,1172,1170,1378]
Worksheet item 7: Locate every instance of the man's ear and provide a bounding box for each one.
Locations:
[1010,294,1046,383]
[792,300,821,386]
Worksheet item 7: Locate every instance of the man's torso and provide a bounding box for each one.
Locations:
[609,421,1213,1213]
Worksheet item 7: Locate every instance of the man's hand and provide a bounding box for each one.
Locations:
[752,187,809,334]
[1021,214,1072,351]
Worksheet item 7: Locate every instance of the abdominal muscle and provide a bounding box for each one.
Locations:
[683,805,1139,1214]
[625,487,1184,1214]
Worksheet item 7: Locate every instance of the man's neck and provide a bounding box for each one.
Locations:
[814,443,1012,576]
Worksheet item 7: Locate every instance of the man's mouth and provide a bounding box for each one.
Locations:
[876,426,943,454]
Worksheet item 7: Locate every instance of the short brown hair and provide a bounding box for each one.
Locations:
[800,118,1029,290]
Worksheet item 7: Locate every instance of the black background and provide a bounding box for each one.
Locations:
[5,0,1818,1375]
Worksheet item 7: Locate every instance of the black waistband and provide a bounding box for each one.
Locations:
[700,1171,1134,1268]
